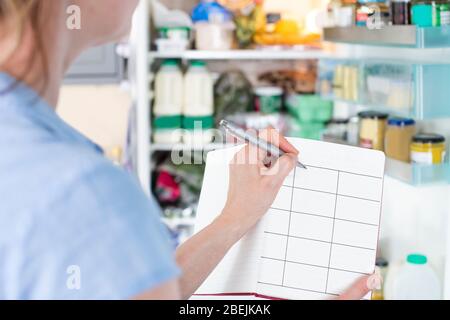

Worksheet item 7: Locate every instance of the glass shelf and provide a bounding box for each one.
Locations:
[324,26,450,48]
[385,158,450,186]
[317,59,450,120]
[323,137,450,186]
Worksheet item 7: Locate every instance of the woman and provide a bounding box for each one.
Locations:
[0,0,378,299]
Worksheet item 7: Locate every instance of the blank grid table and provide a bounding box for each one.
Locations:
[257,164,383,298]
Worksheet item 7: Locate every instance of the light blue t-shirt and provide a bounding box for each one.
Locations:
[0,73,180,299]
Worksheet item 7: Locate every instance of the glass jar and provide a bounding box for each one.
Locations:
[385,118,416,162]
[372,257,389,300]
[411,133,446,164]
[391,0,412,24]
[358,111,389,151]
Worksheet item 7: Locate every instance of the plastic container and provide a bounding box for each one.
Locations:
[157,27,191,41]
[391,254,441,300]
[356,0,390,28]
[286,94,334,123]
[183,60,214,117]
[412,1,434,26]
[254,87,283,114]
[411,133,446,164]
[192,1,233,23]
[154,60,184,116]
[194,21,235,50]
[155,39,190,53]
[385,118,416,162]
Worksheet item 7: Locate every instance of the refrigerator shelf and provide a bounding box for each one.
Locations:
[324,26,450,48]
[386,158,450,186]
[318,59,450,120]
[148,49,327,61]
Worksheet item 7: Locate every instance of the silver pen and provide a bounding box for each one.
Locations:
[220,120,307,170]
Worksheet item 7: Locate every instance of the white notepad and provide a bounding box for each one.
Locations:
[194,138,385,300]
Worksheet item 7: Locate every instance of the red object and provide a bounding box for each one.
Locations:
[155,171,181,203]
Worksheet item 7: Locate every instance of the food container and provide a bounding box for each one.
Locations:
[411,133,446,164]
[391,0,412,24]
[155,39,190,53]
[356,0,390,28]
[412,0,434,26]
[194,21,235,51]
[157,27,191,41]
[385,118,416,162]
[254,87,283,114]
[286,94,333,123]
[358,111,389,151]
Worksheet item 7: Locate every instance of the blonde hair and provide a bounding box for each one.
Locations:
[0,0,47,91]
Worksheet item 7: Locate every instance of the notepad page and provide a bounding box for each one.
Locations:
[194,145,263,296]
[256,138,385,300]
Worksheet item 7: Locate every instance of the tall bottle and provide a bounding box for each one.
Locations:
[183,60,214,144]
[153,60,184,143]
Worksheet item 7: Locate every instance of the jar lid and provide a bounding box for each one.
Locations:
[388,117,416,126]
[375,257,389,268]
[413,133,445,144]
[407,254,427,265]
[358,111,389,120]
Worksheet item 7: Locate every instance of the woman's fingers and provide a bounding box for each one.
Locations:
[337,276,371,300]
[262,153,297,182]
[337,272,382,300]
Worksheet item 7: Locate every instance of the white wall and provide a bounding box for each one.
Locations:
[57,85,131,151]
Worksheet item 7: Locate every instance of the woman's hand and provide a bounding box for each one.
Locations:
[337,272,383,300]
[218,128,298,238]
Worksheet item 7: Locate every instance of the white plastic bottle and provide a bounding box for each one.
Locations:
[183,60,213,116]
[154,60,184,116]
[183,60,214,144]
[391,254,441,300]
[153,60,184,144]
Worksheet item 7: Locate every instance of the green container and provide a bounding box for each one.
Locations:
[289,117,325,141]
[412,3,434,27]
[286,94,333,123]
[254,87,283,114]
